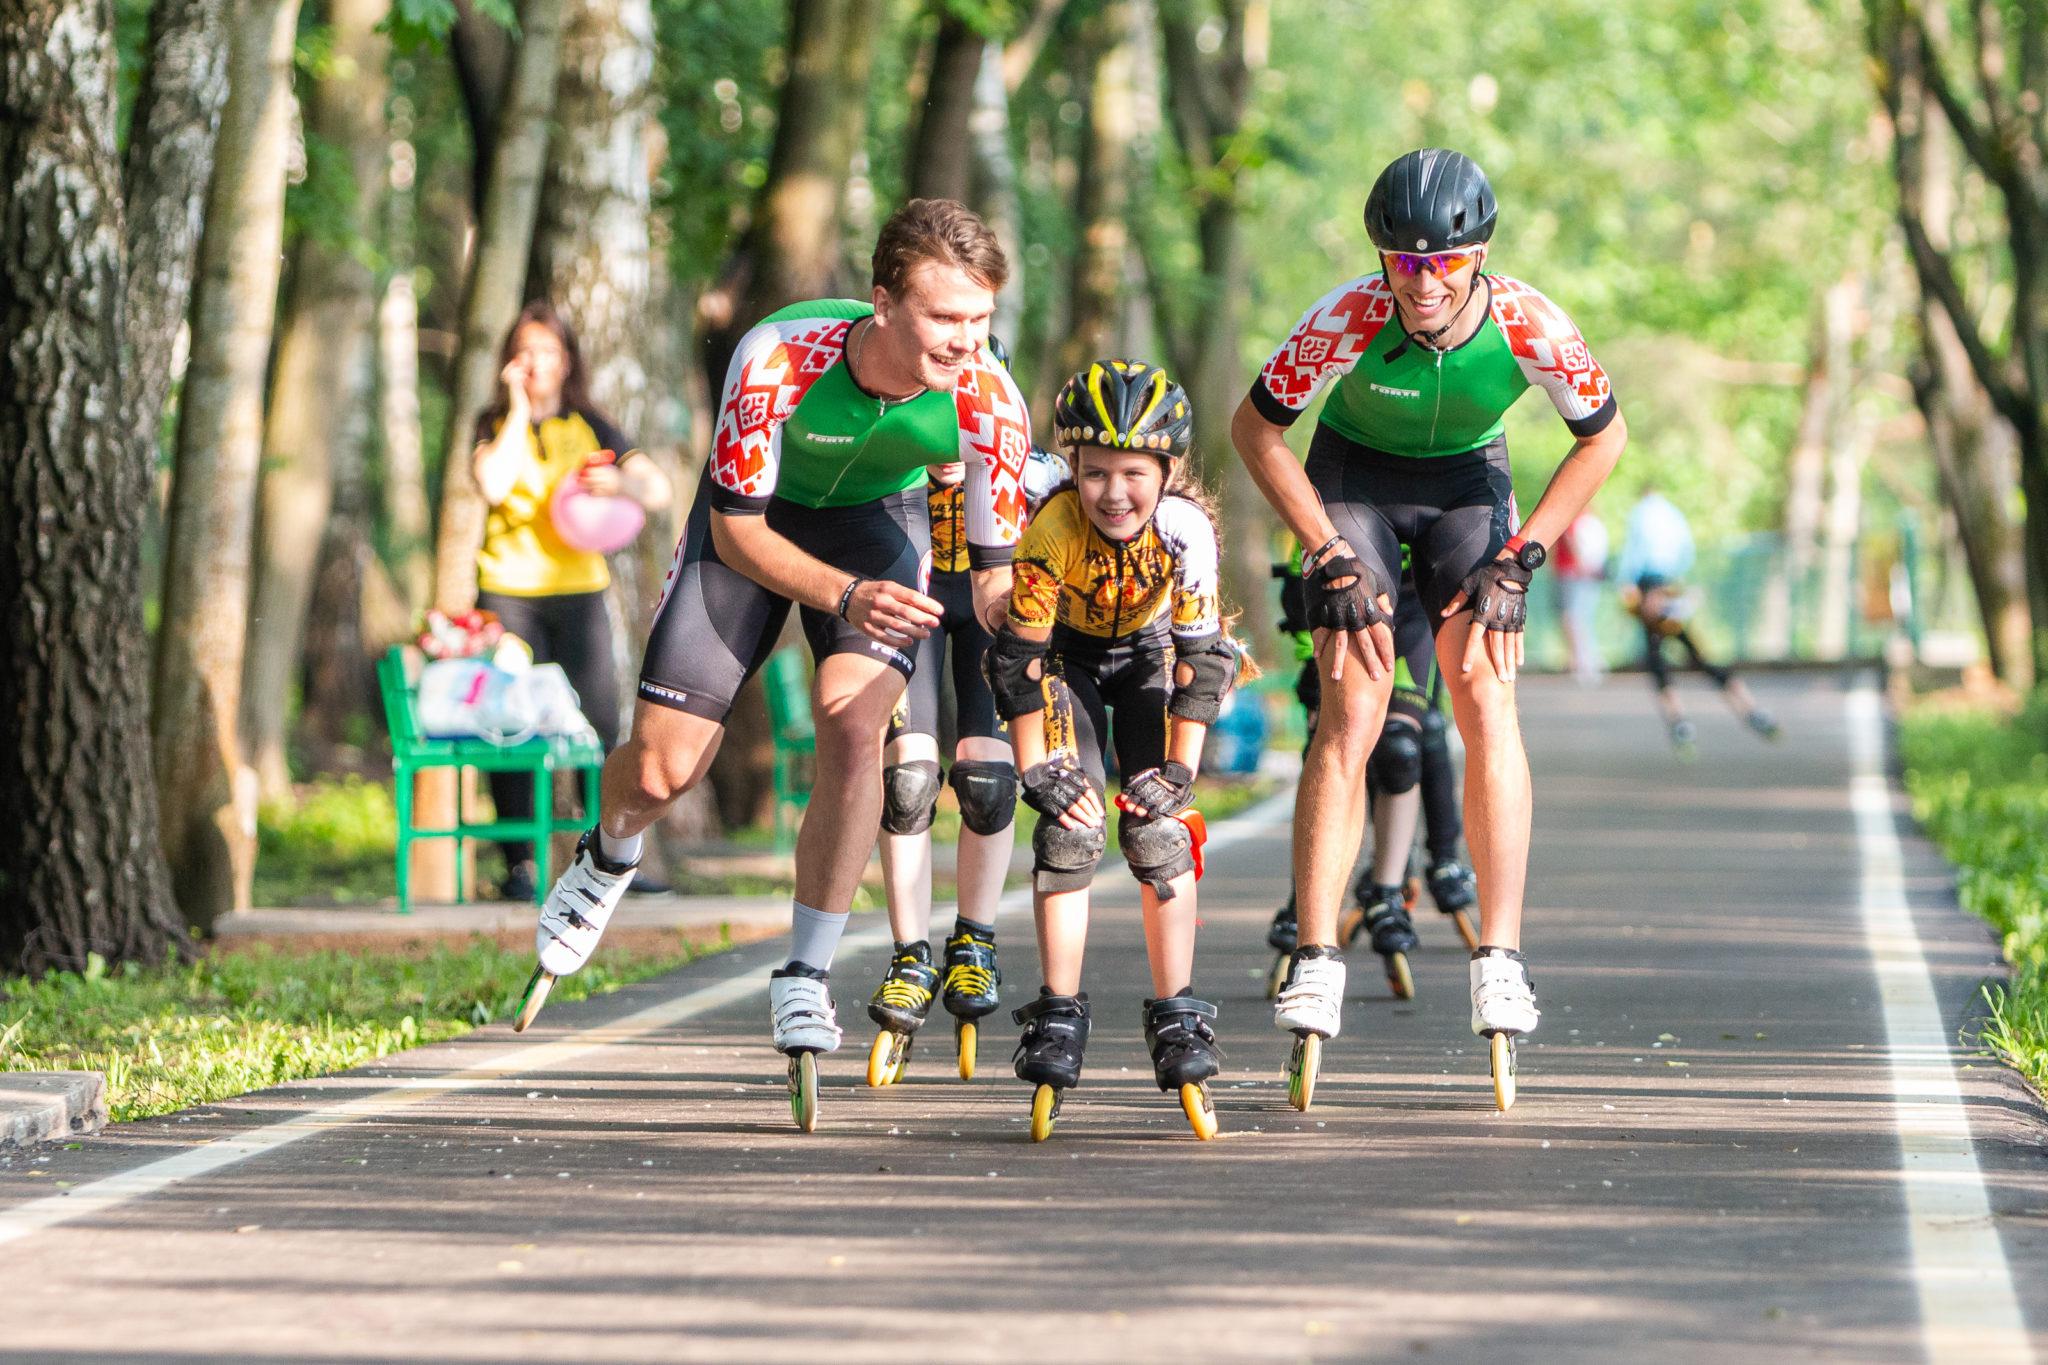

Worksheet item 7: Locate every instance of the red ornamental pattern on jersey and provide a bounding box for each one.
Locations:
[952,360,1031,546]
[1257,277,1397,413]
[709,319,853,497]
[1487,277,1610,418]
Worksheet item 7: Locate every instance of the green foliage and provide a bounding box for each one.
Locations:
[0,935,719,1121]
[382,0,518,53]
[1901,696,2048,1095]
[255,777,398,906]
[653,0,785,288]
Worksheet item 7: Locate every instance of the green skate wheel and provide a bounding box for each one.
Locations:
[1386,951,1414,1001]
[513,967,554,1033]
[1264,953,1289,1001]
[1287,1033,1320,1112]
[789,1051,819,1132]
[1180,1082,1218,1141]
[1029,1083,1060,1142]
[956,1020,977,1081]
[1490,1032,1516,1111]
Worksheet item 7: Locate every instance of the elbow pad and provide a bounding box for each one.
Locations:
[1169,636,1239,724]
[985,628,1051,720]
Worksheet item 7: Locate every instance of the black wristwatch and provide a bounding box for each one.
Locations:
[1506,537,1546,572]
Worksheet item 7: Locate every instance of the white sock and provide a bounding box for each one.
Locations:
[786,902,848,972]
[597,828,643,867]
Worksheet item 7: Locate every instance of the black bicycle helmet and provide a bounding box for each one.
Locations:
[1052,359,1193,462]
[1363,149,1497,254]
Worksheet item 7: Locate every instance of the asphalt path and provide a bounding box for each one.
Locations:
[3,673,2043,1363]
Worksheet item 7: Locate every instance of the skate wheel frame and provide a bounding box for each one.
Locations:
[1180,1083,1218,1141]
[866,1030,910,1087]
[1451,910,1480,952]
[1287,1033,1321,1112]
[1336,907,1365,949]
[514,968,554,1033]
[1029,1083,1060,1142]
[789,1051,820,1132]
[956,1021,977,1081]
[1264,953,1290,1002]
[1387,951,1415,1001]
[1490,1032,1516,1111]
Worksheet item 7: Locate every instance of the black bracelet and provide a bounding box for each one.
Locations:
[1303,535,1344,576]
[836,577,865,621]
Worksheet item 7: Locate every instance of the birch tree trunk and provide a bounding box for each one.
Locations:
[1755,297,1838,657]
[1056,0,1135,382]
[379,110,432,613]
[0,0,189,973]
[432,0,567,614]
[244,0,392,802]
[151,0,305,929]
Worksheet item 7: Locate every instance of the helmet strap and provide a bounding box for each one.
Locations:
[1381,253,1483,363]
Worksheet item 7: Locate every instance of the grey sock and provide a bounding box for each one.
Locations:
[954,914,995,938]
[787,902,849,971]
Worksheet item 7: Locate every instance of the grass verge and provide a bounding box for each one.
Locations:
[1900,693,2048,1094]
[0,930,730,1123]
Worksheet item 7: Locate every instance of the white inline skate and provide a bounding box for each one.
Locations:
[515,831,638,1032]
[771,963,842,1132]
[1470,947,1539,1110]
[1273,948,1346,1112]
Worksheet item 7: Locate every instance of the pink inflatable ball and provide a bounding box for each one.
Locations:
[549,452,646,553]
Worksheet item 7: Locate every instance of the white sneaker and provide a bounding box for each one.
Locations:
[770,968,842,1053]
[536,833,638,976]
[1273,953,1346,1039]
[1470,948,1539,1036]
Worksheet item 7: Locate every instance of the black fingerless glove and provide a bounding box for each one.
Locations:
[1021,756,1094,819]
[1456,556,1534,633]
[1303,540,1389,632]
[1119,761,1195,818]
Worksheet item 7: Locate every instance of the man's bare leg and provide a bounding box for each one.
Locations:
[600,701,727,841]
[1436,613,1530,951]
[1292,637,1394,947]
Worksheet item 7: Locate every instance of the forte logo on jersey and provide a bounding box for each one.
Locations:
[1370,381,1422,399]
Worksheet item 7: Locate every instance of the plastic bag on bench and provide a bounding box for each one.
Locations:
[416,659,594,745]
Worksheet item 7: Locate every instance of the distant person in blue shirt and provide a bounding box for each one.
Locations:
[1616,486,1779,756]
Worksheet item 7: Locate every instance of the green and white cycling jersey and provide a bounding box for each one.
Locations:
[1249,273,1617,457]
[708,299,1034,567]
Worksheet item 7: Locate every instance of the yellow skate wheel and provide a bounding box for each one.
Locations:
[1180,1082,1218,1141]
[1387,951,1415,1000]
[1490,1032,1517,1111]
[1452,910,1480,952]
[513,968,554,1033]
[956,1021,977,1081]
[1336,907,1365,949]
[1264,953,1290,1001]
[790,1051,819,1132]
[866,1032,893,1088]
[1287,1033,1321,1112]
[1029,1083,1060,1142]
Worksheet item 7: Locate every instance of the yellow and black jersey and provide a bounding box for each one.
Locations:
[1008,490,1222,643]
[927,448,1073,577]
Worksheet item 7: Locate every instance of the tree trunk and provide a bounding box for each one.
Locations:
[906,6,983,203]
[0,0,190,974]
[151,0,304,930]
[379,158,433,612]
[244,0,392,802]
[450,0,515,215]
[1814,273,1868,660]
[968,41,1025,339]
[1056,0,1135,382]
[1755,294,1839,657]
[432,0,567,614]
[119,0,232,472]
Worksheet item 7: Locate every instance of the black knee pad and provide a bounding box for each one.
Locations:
[1368,722,1423,795]
[949,759,1017,836]
[880,759,942,835]
[1118,812,1195,901]
[1032,813,1106,892]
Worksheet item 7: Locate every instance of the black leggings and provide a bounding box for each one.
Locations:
[475,588,620,865]
[1644,623,1733,692]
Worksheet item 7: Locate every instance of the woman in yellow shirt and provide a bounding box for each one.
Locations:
[471,302,672,900]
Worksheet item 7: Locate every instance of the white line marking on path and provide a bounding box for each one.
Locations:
[1848,685,2034,1364]
[0,786,1297,1249]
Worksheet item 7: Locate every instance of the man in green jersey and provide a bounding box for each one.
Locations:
[1233,149,1627,1103]
[524,201,1034,1078]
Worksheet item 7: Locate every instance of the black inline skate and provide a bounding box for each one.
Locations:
[940,923,1002,1080]
[1013,989,1090,1142]
[1425,858,1480,950]
[864,940,938,1087]
[1263,895,1298,1000]
[1142,992,1222,1140]
[1342,884,1418,1000]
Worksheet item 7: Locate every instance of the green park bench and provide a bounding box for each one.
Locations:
[762,645,815,850]
[376,646,605,911]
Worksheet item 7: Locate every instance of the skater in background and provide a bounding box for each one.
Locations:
[1553,509,1608,684]
[1614,485,1779,756]
[471,300,673,901]
[991,360,1251,1140]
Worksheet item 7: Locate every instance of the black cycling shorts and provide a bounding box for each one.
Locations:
[888,569,1002,744]
[1305,427,1515,627]
[1294,571,1437,724]
[638,473,931,722]
[1039,632,1171,790]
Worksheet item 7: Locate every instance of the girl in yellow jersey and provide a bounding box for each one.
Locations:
[471,302,672,899]
[984,360,1251,1140]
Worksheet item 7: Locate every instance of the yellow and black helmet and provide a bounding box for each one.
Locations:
[1052,359,1193,461]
